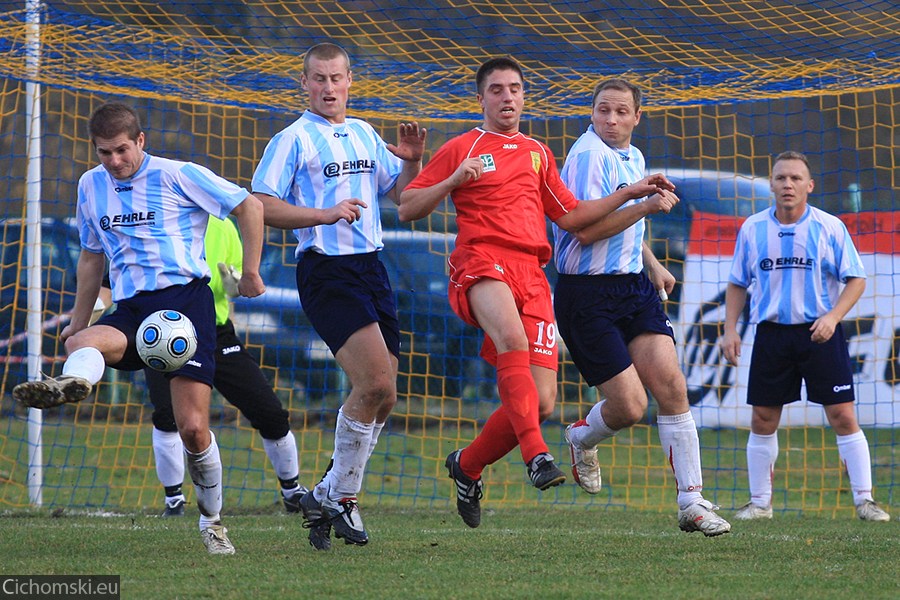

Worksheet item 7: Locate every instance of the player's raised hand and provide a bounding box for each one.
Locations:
[387,121,426,162]
[323,198,368,224]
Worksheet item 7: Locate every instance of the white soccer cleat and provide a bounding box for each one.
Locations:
[856,500,890,522]
[734,502,773,520]
[678,499,732,536]
[201,523,236,555]
[12,375,92,409]
[565,421,601,494]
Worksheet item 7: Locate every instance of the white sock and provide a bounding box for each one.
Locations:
[152,427,185,488]
[746,432,778,508]
[315,407,373,501]
[571,400,618,448]
[262,431,300,482]
[367,421,385,459]
[62,347,105,385]
[185,430,223,525]
[836,430,874,505]
[657,411,704,509]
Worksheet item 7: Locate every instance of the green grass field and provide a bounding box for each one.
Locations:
[0,506,897,600]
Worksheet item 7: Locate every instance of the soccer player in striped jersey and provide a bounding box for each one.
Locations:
[251,43,426,549]
[721,151,889,522]
[141,217,308,518]
[399,59,670,529]
[13,101,267,554]
[554,79,731,536]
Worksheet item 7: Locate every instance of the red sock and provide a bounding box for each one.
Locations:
[495,351,547,463]
[459,407,519,479]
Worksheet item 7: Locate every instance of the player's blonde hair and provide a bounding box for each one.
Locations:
[303,42,350,74]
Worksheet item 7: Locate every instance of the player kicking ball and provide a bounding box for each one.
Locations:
[13,102,266,554]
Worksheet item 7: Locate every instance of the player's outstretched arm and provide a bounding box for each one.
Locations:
[255,192,366,229]
[555,179,661,234]
[398,157,483,222]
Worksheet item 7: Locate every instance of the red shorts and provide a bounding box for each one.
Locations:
[448,244,558,370]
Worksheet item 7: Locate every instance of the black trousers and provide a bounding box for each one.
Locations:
[146,319,290,440]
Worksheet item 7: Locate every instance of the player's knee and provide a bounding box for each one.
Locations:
[618,398,646,427]
[177,422,210,453]
[358,376,396,411]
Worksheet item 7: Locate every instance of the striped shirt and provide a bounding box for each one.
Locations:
[729,205,866,324]
[554,126,646,275]
[251,110,403,257]
[77,153,248,302]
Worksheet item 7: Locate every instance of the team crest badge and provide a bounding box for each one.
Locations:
[479,154,496,172]
[530,151,541,173]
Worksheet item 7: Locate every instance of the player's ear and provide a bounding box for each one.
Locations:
[300,73,308,92]
[347,69,352,87]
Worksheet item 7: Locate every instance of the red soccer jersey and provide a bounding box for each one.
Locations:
[407,128,578,265]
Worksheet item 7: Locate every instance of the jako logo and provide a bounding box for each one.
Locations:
[833,384,852,392]
[221,345,241,355]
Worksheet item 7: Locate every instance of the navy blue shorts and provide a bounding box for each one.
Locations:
[554,271,674,387]
[747,321,855,406]
[296,251,400,358]
[96,278,216,387]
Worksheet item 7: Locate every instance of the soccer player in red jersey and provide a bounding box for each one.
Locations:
[399,57,672,527]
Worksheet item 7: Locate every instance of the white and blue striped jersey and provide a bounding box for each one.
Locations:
[251,110,403,258]
[554,125,646,275]
[77,153,249,302]
[728,205,866,325]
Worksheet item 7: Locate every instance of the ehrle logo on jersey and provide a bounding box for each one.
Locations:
[760,256,815,271]
[323,159,376,178]
[99,211,156,231]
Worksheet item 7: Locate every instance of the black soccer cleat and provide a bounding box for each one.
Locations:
[527,452,566,490]
[446,450,484,528]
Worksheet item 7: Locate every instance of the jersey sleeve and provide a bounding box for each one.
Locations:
[175,162,249,220]
[373,130,403,195]
[405,137,462,191]
[251,130,303,201]
[835,222,867,282]
[728,223,753,288]
[539,145,578,220]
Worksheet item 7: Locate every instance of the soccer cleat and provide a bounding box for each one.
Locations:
[322,496,368,546]
[281,485,311,514]
[299,490,332,551]
[733,502,773,520]
[446,450,483,528]
[162,497,186,517]
[856,500,890,522]
[678,499,732,536]
[527,452,566,491]
[201,523,235,555]
[12,375,92,409]
[565,421,601,494]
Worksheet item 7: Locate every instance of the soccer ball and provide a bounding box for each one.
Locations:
[136,310,198,372]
